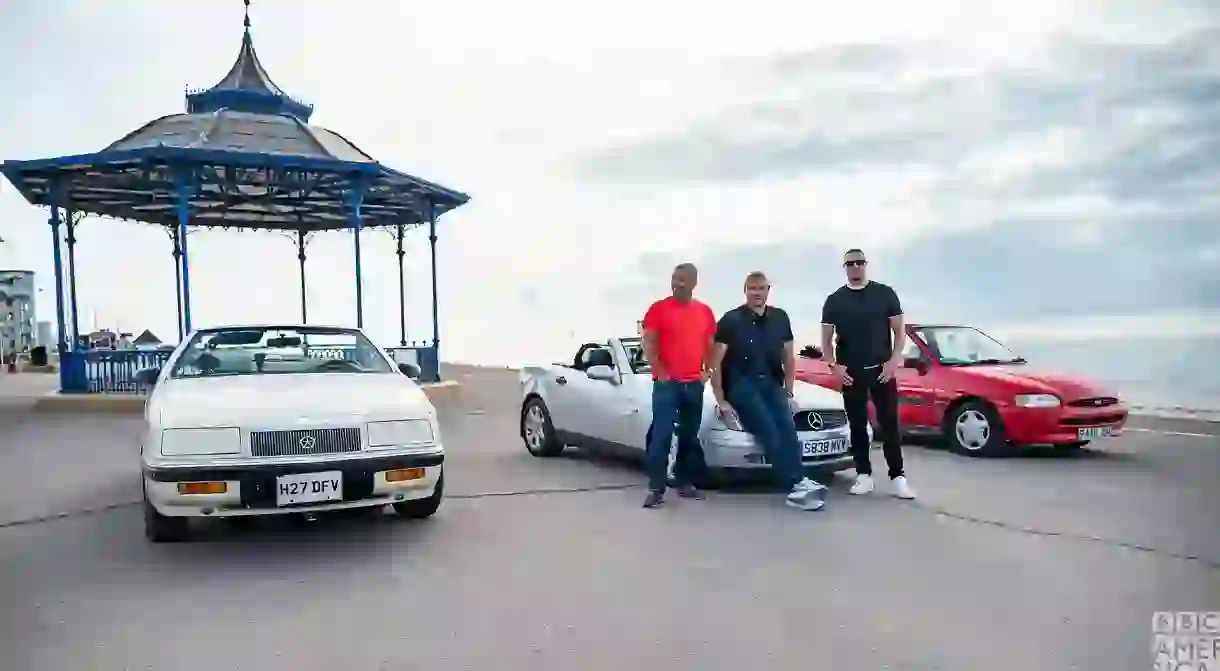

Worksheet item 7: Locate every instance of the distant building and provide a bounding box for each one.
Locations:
[0,269,36,357]
[133,329,163,349]
[86,329,118,350]
[36,321,52,349]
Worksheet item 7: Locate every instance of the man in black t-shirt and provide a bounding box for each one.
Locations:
[820,249,916,500]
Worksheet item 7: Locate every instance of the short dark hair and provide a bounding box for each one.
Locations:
[844,248,865,257]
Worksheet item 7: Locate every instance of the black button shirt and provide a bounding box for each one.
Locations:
[714,305,794,393]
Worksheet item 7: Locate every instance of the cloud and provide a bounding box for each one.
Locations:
[575,27,1220,190]
[2,1,1217,368]
[564,22,1220,344]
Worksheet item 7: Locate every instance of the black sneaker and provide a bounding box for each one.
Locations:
[675,484,705,500]
[642,491,665,508]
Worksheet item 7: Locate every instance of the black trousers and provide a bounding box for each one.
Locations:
[842,366,904,479]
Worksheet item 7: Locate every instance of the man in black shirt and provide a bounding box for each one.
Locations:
[709,271,828,510]
[820,249,916,499]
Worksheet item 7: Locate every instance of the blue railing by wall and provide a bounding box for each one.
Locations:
[60,349,174,394]
[58,343,440,394]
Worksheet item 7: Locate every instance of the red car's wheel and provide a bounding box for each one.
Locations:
[945,401,1010,457]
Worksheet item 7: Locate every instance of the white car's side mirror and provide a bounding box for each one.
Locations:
[586,365,618,383]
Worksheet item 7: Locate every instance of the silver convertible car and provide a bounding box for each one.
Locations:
[518,336,869,482]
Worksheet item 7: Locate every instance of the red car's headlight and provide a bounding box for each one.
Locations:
[1014,394,1060,408]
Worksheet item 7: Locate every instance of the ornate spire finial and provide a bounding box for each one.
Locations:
[243,0,251,32]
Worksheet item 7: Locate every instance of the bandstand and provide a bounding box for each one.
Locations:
[0,1,469,390]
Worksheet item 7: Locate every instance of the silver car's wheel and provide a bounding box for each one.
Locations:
[521,398,563,457]
[667,439,678,483]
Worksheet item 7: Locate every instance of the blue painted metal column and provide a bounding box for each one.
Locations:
[173,169,195,334]
[172,228,184,341]
[65,208,81,347]
[427,198,440,381]
[297,229,309,324]
[48,181,69,390]
[396,223,406,346]
[346,177,367,328]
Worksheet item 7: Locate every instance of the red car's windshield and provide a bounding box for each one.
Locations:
[914,326,1025,366]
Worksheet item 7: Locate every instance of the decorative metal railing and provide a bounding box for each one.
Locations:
[57,343,440,394]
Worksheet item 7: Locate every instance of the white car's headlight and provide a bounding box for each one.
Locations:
[1014,394,1060,408]
[160,428,241,456]
[366,419,435,448]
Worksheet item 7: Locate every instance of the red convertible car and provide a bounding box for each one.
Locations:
[796,324,1129,456]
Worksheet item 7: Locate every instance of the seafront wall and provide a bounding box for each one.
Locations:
[3,365,1218,423]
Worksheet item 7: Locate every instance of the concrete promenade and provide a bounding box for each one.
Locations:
[0,365,1217,670]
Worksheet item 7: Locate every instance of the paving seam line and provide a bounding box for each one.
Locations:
[1,486,1216,571]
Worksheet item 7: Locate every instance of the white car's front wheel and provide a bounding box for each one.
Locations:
[143,483,189,543]
[393,472,444,519]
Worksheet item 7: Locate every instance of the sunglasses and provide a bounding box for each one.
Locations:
[843,260,867,267]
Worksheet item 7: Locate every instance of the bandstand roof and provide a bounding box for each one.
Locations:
[0,4,469,232]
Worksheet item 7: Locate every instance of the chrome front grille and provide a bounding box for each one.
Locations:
[1067,397,1118,408]
[794,410,848,431]
[249,428,362,457]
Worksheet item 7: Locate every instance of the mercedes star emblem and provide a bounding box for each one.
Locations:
[299,435,317,450]
[806,412,824,431]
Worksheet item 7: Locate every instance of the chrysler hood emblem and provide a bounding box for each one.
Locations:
[299,435,317,450]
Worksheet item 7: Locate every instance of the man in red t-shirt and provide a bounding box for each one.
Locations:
[640,263,716,508]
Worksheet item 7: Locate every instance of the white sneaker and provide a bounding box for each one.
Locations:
[891,476,916,500]
[849,474,875,495]
[785,478,827,511]
[793,477,822,492]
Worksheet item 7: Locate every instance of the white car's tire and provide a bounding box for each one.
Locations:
[521,398,564,457]
[393,472,444,519]
[143,484,189,543]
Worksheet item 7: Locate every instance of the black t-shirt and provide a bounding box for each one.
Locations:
[820,282,902,369]
[714,305,794,392]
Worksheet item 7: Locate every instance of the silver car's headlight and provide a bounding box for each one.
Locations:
[1014,393,1060,408]
[160,428,241,456]
[714,406,746,431]
[366,419,435,448]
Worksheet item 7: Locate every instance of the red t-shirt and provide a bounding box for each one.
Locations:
[642,297,716,382]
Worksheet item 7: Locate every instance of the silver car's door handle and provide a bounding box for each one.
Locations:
[555,376,567,385]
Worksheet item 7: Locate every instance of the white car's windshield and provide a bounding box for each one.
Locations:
[914,326,1025,366]
[169,326,395,378]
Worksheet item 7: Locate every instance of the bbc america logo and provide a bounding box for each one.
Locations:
[1152,612,1220,670]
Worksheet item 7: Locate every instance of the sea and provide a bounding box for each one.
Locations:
[459,328,1220,417]
[999,334,1220,414]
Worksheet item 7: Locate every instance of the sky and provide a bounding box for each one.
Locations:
[0,0,1217,366]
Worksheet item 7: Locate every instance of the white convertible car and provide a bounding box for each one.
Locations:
[519,336,867,481]
[137,325,444,542]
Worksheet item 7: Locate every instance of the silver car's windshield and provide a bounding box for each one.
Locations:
[169,326,395,378]
[620,337,650,374]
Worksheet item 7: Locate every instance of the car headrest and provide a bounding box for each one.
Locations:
[586,348,613,368]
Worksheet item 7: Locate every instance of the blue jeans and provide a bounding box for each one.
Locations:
[726,376,805,489]
[646,380,708,493]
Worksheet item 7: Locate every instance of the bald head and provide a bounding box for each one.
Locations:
[671,263,698,302]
